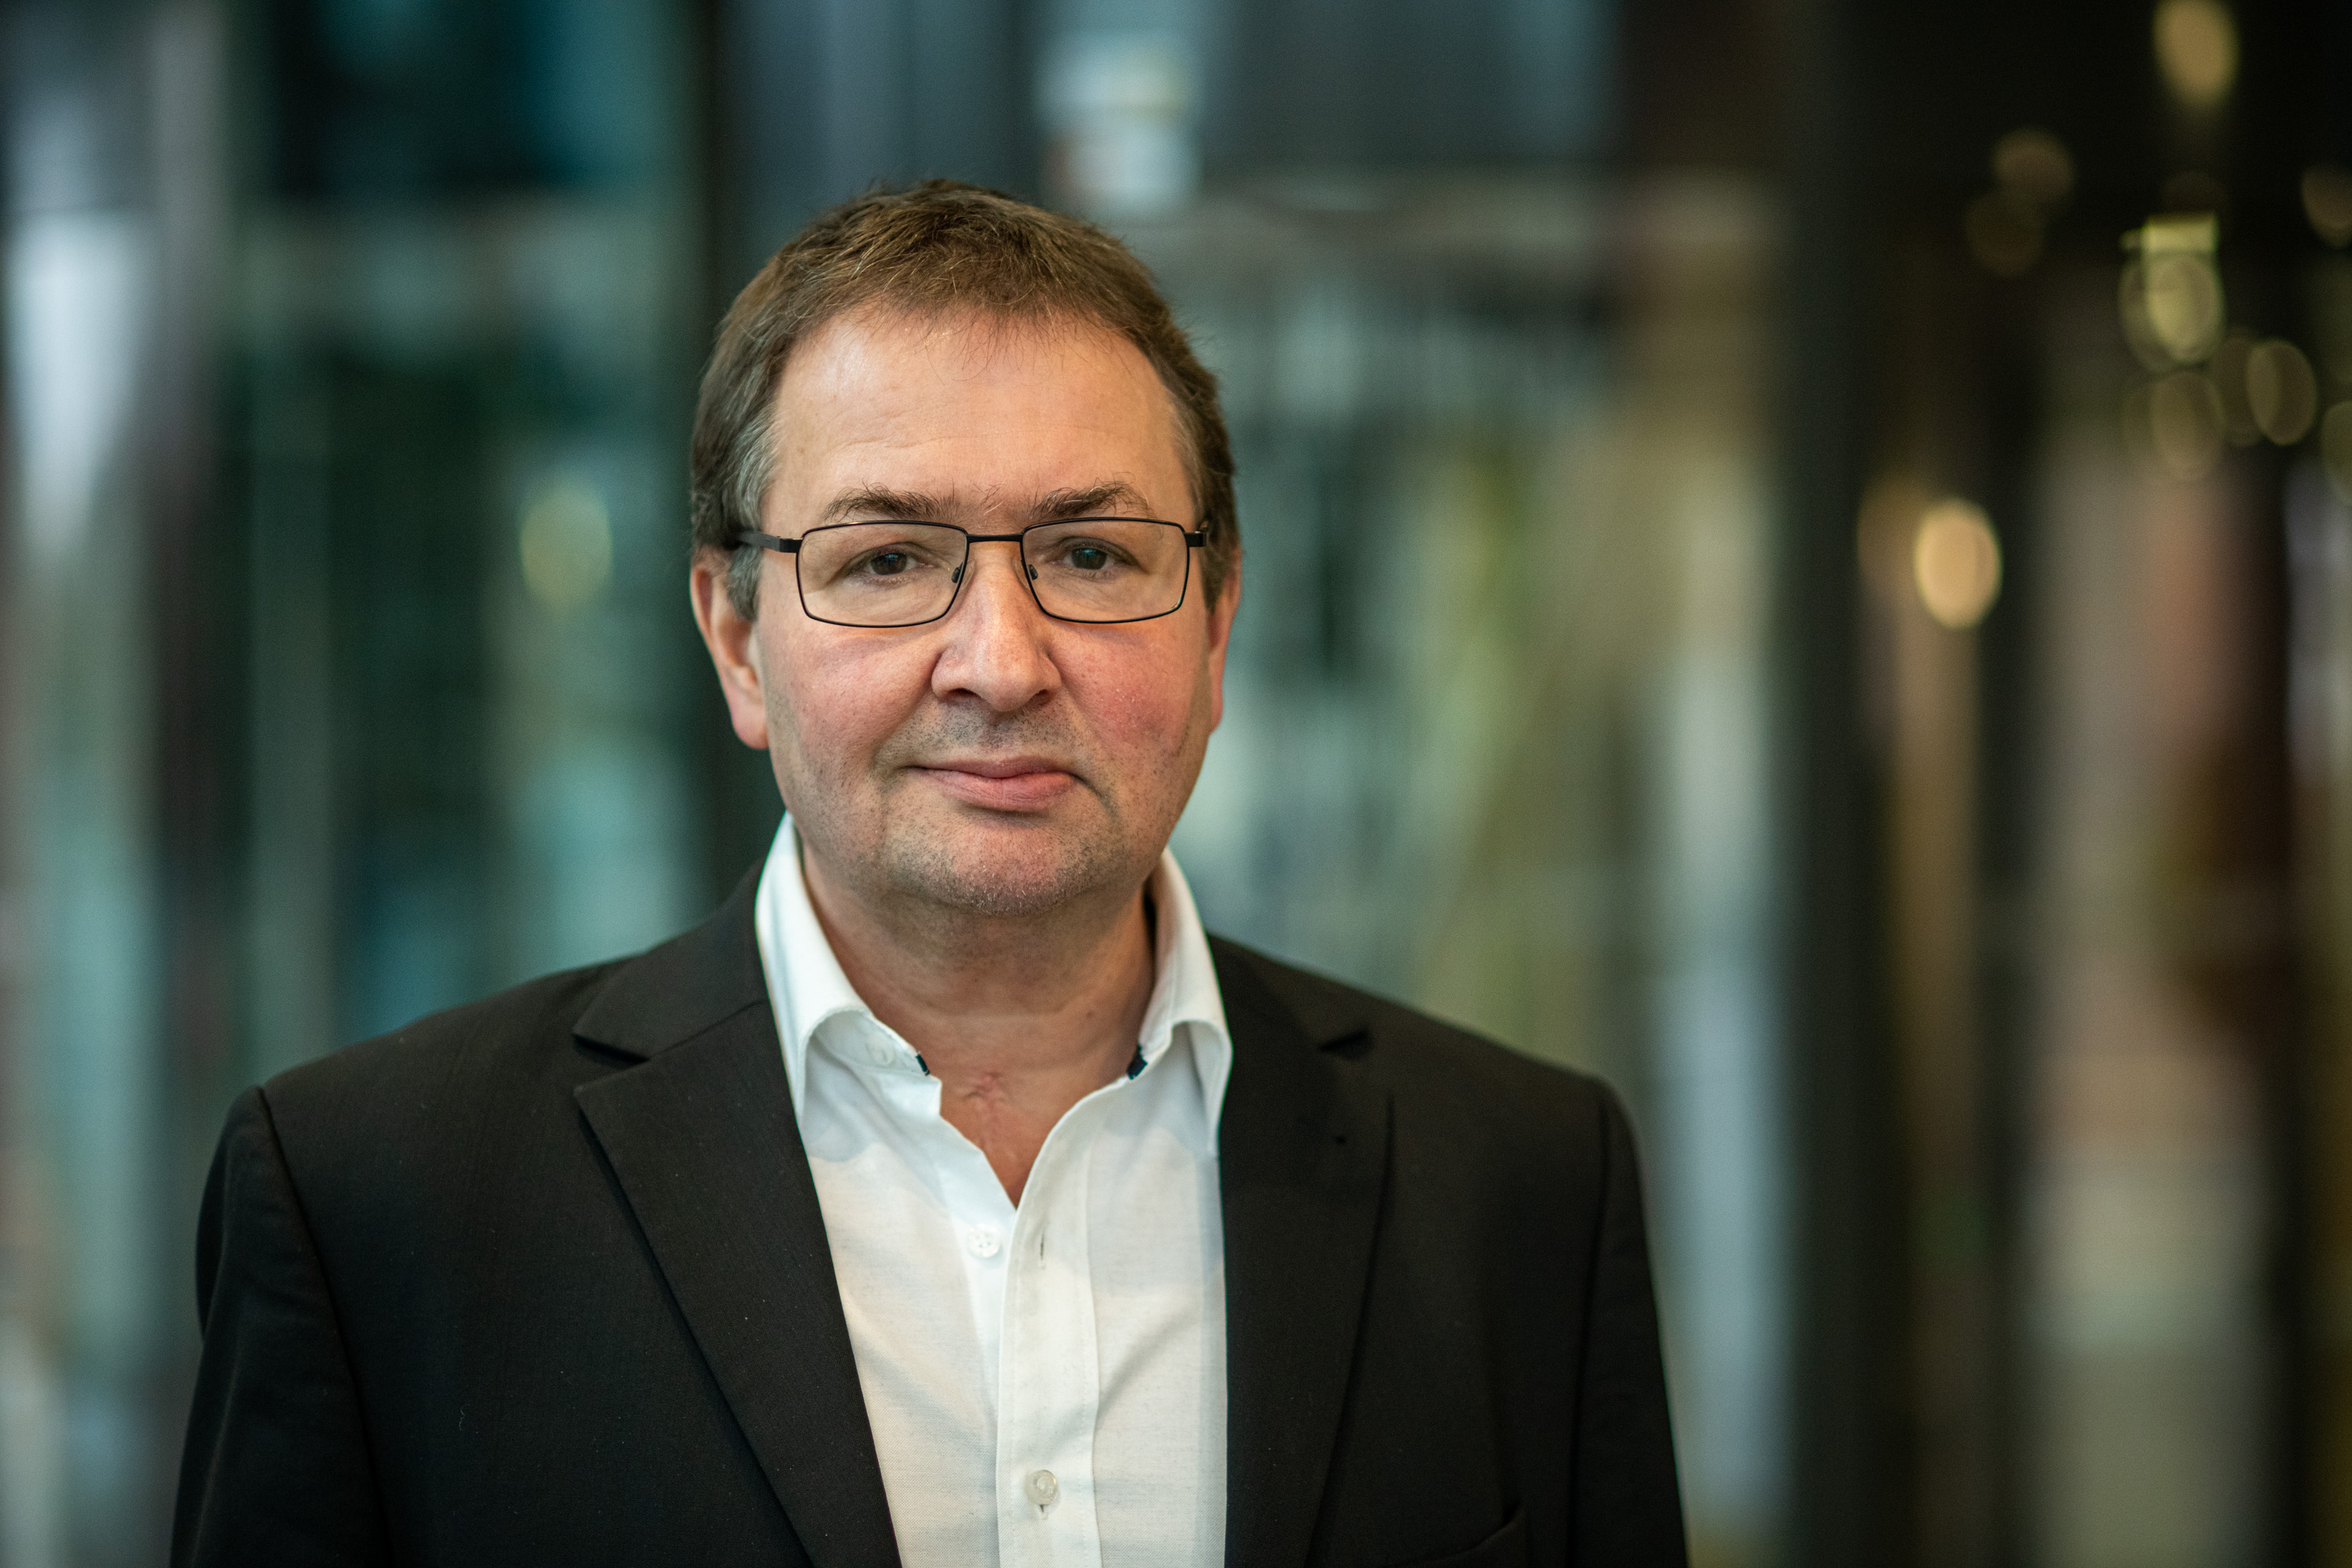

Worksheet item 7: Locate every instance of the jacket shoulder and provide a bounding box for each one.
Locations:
[260,867,764,1124]
[1208,935,1624,1138]
[260,958,628,1123]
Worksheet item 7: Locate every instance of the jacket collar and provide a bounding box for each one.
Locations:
[572,866,769,1061]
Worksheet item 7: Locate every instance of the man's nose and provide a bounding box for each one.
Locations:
[931,540,1060,712]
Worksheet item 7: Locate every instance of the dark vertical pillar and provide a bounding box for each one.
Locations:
[147,0,235,1548]
[686,0,783,899]
[717,0,1038,277]
[1777,0,1912,1563]
[2229,9,2329,1563]
[1970,270,2042,1568]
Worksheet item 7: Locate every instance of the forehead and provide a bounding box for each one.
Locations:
[766,305,1189,514]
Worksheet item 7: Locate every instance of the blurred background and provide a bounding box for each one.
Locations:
[2,0,2350,1563]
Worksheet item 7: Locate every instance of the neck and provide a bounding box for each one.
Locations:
[797,840,1158,1204]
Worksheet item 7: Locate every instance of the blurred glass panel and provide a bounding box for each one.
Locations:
[1859,209,2295,1563]
[2025,299,2272,1566]
[234,191,704,1058]
[2,14,180,1563]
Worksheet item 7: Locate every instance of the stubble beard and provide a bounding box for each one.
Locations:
[784,705,1189,929]
[877,802,1135,920]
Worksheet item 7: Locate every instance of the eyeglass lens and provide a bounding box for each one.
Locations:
[795,520,1191,626]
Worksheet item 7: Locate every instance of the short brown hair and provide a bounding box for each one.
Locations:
[691,180,1237,617]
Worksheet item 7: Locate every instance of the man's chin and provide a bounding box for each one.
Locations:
[879,816,1138,920]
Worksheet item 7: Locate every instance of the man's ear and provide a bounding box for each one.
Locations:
[689,550,771,750]
[1203,559,1241,732]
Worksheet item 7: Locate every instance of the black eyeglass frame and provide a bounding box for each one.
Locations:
[735,517,1210,628]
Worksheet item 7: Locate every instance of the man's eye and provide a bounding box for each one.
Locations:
[864,551,914,577]
[1047,538,1133,572]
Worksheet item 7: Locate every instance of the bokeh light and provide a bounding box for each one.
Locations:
[519,477,614,612]
[1912,499,2002,628]
[2245,339,2318,445]
[2122,216,2225,369]
[2154,0,2239,110]
[2304,165,2352,248]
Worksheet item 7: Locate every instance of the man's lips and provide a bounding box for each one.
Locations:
[910,757,1080,811]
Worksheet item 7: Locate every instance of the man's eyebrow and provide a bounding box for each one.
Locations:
[1033,483,1153,521]
[818,482,1160,526]
[819,487,944,523]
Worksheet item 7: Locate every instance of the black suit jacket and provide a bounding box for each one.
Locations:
[174,874,1686,1567]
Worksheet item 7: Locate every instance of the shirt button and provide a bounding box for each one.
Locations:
[967,1226,1002,1258]
[1025,1469,1058,1507]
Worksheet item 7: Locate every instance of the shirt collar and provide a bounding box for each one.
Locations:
[751,817,1232,1138]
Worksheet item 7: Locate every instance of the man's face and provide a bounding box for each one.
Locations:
[694,304,1237,922]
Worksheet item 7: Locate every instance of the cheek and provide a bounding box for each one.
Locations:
[767,627,920,777]
[1062,639,1212,761]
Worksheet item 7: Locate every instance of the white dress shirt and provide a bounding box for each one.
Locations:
[751,821,1232,1568]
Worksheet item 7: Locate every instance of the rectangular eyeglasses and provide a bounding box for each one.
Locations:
[736,517,1207,628]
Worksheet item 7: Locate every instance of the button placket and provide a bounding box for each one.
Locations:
[906,1095,1016,1433]
[995,1098,1105,1567]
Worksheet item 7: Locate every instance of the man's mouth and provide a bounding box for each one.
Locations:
[911,756,1080,811]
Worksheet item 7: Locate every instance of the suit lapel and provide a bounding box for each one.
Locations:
[1214,940,1392,1568]
[572,877,900,1568]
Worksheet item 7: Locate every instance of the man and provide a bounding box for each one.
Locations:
[175,182,1685,1567]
